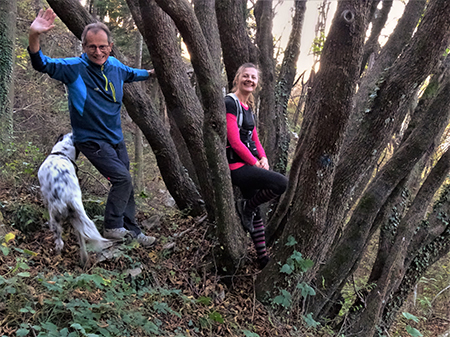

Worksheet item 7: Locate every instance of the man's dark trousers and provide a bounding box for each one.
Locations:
[76,139,141,236]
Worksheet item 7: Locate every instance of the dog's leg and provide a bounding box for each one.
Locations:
[49,207,64,254]
[74,229,88,267]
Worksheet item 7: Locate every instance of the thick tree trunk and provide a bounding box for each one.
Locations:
[0,0,16,146]
[46,0,205,215]
[256,0,373,301]
[154,0,247,270]
[315,1,450,315]
[216,0,258,91]
[130,0,212,216]
[193,0,222,73]
[325,0,427,234]
[254,0,276,165]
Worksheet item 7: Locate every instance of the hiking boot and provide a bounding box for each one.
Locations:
[103,227,132,240]
[257,255,270,270]
[236,199,255,233]
[135,233,156,247]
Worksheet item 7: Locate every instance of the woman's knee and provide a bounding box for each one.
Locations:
[273,174,288,195]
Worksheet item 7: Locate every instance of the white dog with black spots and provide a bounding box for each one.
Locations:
[38,133,110,266]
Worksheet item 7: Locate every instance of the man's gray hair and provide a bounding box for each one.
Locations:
[81,22,112,46]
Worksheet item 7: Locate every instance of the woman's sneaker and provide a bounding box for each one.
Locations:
[236,199,255,233]
[136,233,156,247]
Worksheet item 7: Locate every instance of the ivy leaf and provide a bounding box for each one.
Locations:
[297,258,314,273]
[242,330,260,337]
[280,263,293,274]
[197,296,212,306]
[290,250,303,263]
[402,312,419,323]
[17,272,31,278]
[273,289,292,308]
[209,311,224,324]
[286,235,297,246]
[406,325,423,337]
[0,245,9,256]
[297,282,316,298]
[303,312,320,328]
[15,328,29,337]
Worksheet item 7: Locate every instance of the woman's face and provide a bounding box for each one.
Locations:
[237,67,258,94]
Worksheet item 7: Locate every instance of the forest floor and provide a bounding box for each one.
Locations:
[1,186,449,337]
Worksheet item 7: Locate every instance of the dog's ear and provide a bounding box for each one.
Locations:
[55,134,64,144]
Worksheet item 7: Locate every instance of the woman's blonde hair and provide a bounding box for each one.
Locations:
[231,63,259,108]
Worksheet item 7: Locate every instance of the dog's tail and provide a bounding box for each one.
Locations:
[73,213,112,251]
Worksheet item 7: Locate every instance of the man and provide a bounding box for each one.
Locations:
[29,8,156,246]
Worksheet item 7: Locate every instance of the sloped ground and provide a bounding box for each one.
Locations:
[1,189,449,336]
[0,195,302,337]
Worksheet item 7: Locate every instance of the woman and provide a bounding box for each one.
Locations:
[226,63,288,269]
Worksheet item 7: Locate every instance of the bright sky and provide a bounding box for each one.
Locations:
[273,0,406,74]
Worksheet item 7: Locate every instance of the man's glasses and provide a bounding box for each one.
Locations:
[86,44,110,52]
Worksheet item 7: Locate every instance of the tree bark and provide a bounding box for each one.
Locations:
[360,0,393,74]
[270,0,307,174]
[130,0,212,216]
[0,0,16,146]
[154,0,247,270]
[133,32,144,193]
[326,0,427,234]
[216,0,258,91]
[46,0,205,215]
[193,0,222,73]
[254,0,276,166]
[315,2,450,315]
[256,0,373,300]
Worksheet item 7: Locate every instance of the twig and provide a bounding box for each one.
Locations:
[78,169,110,192]
[431,283,450,305]
[252,274,257,322]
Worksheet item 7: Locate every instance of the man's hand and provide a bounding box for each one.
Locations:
[29,8,57,53]
[147,69,156,78]
[30,8,57,35]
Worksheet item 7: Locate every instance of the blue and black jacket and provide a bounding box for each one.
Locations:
[28,49,149,145]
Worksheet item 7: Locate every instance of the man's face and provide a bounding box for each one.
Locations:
[83,30,112,66]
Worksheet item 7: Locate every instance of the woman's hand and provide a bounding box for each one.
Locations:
[255,157,269,170]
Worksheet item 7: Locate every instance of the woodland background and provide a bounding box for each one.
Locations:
[1,0,450,336]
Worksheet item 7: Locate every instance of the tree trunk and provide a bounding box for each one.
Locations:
[154,0,247,270]
[216,0,258,91]
[343,63,450,336]
[0,0,16,146]
[193,0,222,73]
[360,0,393,74]
[131,0,213,217]
[256,0,373,300]
[313,1,450,320]
[254,0,276,166]
[326,0,427,234]
[46,0,205,215]
[133,32,144,193]
[272,0,307,174]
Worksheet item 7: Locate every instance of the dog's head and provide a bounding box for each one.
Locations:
[52,133,78,161]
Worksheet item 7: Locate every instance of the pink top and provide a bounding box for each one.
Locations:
[226,102,266,170]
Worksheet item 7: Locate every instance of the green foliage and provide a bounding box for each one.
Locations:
[310,32,326,57]
[0,140,46,187]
